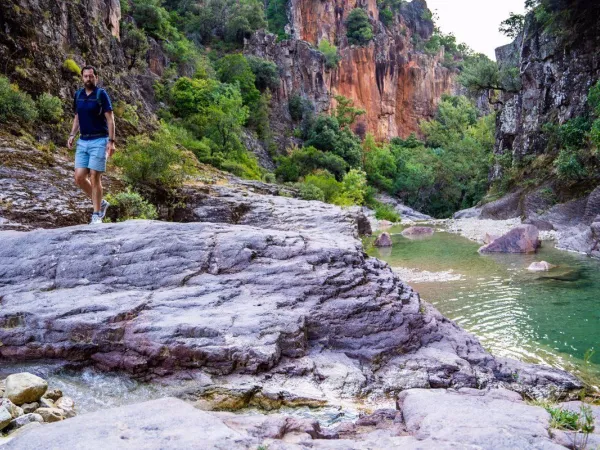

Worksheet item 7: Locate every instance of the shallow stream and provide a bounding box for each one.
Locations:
[366,226,600,388]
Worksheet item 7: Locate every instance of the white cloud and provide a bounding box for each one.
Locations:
[425,0,526,59]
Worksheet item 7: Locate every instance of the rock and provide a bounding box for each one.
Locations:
[399,388,564,449]
[0,399,24,419]
[527,261,555,272]
[378,220,393,228]
[484,233,500,244]
[19,403,39,414]
[34,407,64,423]
[54,397,76,418]
[453,206,482,219]
[0,405,12,431]
[6,398,253,449]
[401,226,434,238]
[551,429,600,449]
[523,218,555,231]
[374,193,432,221]
[42,389,62,402]
[4,373,48,405]
[4,413,43,432]
[374,232,393,247]
[480,192,523,220]
[38,398,55,409]
[478,225,540,254]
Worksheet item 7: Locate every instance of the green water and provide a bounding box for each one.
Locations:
[366,226,600,388]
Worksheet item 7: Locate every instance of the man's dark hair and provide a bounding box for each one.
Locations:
[81,65,98,76]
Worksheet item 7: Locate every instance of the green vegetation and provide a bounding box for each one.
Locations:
[246,56,280,92]
[499,12,525,39]
[346,8,374,46]
[458,54,521,95]
[0,76,38,123]
[35,93,63,123]
[105,189,159,221]
[266,0,289,40]
[63,59,81,76]
[121,22,150,70]
[318,39,341,70]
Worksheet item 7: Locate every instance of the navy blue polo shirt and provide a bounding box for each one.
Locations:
[73,87,113,140]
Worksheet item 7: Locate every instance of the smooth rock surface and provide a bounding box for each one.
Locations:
[399,388,563,449]
[3,374,47,406]
[4,413,43,432]
[374,232,393,247]
[401,226,434,238]
[32,408,63,423]
[527,261,555,272]
[479,225,540,254]
[0,406,11,431]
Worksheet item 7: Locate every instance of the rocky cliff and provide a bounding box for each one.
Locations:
[246,0,458,143]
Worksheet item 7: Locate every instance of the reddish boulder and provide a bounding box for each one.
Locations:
[374,232,393,247]
[478,225,540,254]
[401,227,434,238]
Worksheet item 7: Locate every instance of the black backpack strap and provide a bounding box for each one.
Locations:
[96,88,104,115]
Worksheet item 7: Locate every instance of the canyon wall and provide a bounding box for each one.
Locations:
[247,0,458,142]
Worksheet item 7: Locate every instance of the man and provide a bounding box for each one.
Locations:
[67,65,116,224]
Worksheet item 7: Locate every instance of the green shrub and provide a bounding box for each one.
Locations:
[113,124,197,191]
[346,8,374,46]
[224,0,266,44]
[341,169,367,205]
[374,202,400,222]
[298,182,325,201]
[318,39,341,70]
[131,0,176,40]
[303,170,343,203]
[276,146,348,181]
[105,189,158,221]
[288,94,308,121]
[63,59,81,76]
[304,115,363,168]
[588,80,600,116]
[554,149,586,180]
[36,93,63,123]
[379,8,393,27]
[0,76,38,123]
[262,172,276,183]
[558,116,591,149]
[121,22,150,70]
[246,56,280,91]
[266,0,289,40]
[215,54,260,110]
[114,101,140,127]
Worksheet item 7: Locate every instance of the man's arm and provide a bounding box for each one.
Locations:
[67,114,79,149]
[105,111,116,158]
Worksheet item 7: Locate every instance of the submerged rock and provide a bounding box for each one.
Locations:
[401,226,434,238]
[527,261,556,272]
[374,232,393,247]
[478,225,540,254]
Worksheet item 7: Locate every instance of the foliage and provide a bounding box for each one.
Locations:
[215,54,261,111]
[458,54,521,94]
[275,146,348,181]
[121,22,150,70]
[553,149,586,181]
[266,0,289,40]
[246,56,280,92]
[346,8,373,46]
[302,170,343,203]
[304,115,363,168]
[373,201,401,222]
[318,39,341,70]
[224,0,266,43]
[298,182,325,201]
[132,0,176,40]
[113,124,197,191]
[333,95,365,129]
[36,93,63,123]
[341,169,367,205]
[114,101,140,127]
[288,94,310,122]
[105,189,158,221]
[0,77,38,123]
[379,9,393,27]
[63,59,81,76]
[499,13,525,39]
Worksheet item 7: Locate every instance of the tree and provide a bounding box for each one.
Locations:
[121,23,150,70]
[499,13,525,39]
[333,95,365,129]
[458,54,521,98]
[304,115,363,168]
[346,8,373,46]
[318,39,341,70]
[246,56,280,91]
[215,54,260,109]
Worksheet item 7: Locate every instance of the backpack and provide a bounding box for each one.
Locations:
[75,87,105,115]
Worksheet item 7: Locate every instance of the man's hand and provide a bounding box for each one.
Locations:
[106,140,116,159]
[67,135,75,149]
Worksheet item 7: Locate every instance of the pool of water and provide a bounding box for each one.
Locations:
[365,226,600,388]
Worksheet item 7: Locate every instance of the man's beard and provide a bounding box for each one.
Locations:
[84,81,95,88]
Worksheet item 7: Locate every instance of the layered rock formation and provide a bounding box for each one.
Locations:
[246,0,458,142]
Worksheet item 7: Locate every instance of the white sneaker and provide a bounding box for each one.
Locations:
[99,199,110,219]
[90,213,102,225]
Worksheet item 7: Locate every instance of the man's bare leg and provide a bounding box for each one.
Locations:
[74,168,92,199]
[90,170,103,212]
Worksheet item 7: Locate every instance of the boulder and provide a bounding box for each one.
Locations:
[484,233,500,244]
[0,399,23,419]
[54,397,76,418]
[527,261,555,272]
[401,226,434,238]
[42,389,62,402]
[0,405,12,431]
[478,225,540,254]
[4,374,48,406]
[523,218,555,231]
[35,407,64,423]
[374,232,393,247]
[20,402,39,414]
[38,397,55,409]
[4,413,43,432]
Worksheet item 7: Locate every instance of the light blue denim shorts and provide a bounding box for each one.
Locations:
[75,137,108,172]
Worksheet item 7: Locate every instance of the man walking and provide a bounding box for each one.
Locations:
[67,65,116,224]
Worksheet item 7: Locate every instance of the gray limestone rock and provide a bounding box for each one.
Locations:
[3,374,48,406]
[479,225,540,254]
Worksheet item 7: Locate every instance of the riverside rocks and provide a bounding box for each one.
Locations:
[4,374,47,406]
[374,232,393,247]
[479,225,541,254]
[527,261,555,272]
[401,226,435,238]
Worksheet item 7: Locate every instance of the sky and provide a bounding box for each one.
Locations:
[425,0,527,59]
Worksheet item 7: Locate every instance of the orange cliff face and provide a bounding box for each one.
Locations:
[287,0,458,140]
